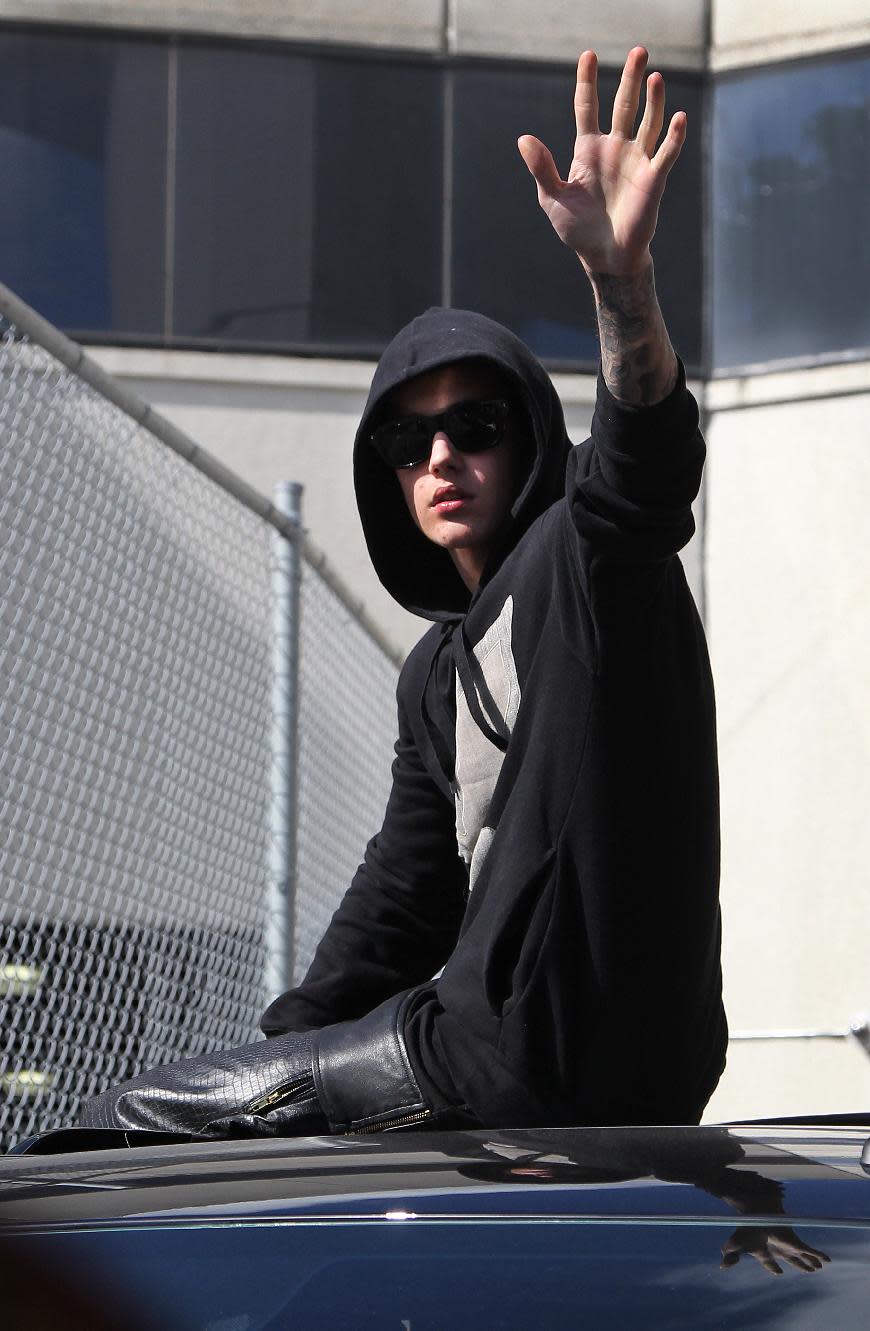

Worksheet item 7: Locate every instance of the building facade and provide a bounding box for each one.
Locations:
[2,0,868,1119]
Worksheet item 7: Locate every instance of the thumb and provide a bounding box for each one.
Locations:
[517,135,563,204]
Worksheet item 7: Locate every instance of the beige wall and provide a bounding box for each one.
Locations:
[711,0,870,68]
[705,1041,870,1123]
[0,0,444,50]
[452,0,706,70]
[1,0,707,66]
[702,363,870,1121]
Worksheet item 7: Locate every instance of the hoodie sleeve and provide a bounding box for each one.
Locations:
[261,682,467,1037]
[566,360,704,564]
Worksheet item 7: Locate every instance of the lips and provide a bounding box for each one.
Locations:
[432,485,469,506]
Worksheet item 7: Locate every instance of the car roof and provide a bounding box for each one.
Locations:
[2,1122,870,1231]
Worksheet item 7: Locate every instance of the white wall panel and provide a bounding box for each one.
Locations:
[704,381,870,1119]
[705,1040,870,1124]
[712,0,870,68]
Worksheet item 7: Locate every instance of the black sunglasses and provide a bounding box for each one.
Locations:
[370,397,513,470]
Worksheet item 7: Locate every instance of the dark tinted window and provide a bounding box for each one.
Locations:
[452,64,704,370]
[309,57,443,348]
[0,31,167,336]
[0,31,709,367]
[712,53,870,369]
[173,46,442,351]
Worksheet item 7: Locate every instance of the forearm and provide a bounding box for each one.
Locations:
[585,259,678,407]
[260,867,464,1037]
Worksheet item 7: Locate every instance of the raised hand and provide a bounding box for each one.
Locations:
[517,46,684,404]
[518,47,685,277]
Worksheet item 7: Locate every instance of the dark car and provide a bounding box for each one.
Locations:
[1,1121,870,1328]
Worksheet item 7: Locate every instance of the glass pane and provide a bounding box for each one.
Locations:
[0,31,167,336]
[452,64,703,370]
[712,53,870,369]
[173,46,442,351]
[309,57,443,349]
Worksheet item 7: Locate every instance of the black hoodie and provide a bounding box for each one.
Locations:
[263,307,726,1128]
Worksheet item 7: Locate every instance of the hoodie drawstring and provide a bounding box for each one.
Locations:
[420,622,459,784]
[419,615,510,791]
[452,623,510,753]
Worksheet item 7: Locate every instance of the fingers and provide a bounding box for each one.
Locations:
[611,46,648,137]
[636,72,666,156]
[570,47,686,168]
[651,111,687,176]
[773,1241,830,1272]
[517,135,563,204]
[787,1253,824,1272]
[573,50,599,138]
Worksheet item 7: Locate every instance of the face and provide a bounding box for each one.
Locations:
[386,363,522,591]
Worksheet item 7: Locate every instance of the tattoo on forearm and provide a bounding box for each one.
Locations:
[589,265,678,406]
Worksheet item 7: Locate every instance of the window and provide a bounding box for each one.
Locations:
[0,30,167,336]
[173,46,443,351]
[712,52,870,370]
[0,29,706,369]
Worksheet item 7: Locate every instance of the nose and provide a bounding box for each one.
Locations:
[427,430,460,472]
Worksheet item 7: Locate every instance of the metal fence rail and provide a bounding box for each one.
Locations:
[0,287,400,1149]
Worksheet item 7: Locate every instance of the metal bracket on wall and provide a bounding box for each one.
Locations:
[730,1017,870,1061]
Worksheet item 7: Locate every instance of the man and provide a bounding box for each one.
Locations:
[81,47,726,1137]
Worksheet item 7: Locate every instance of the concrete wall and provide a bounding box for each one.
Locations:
[711,0,870,68]
[0,0,708,67]
[701,6,870,1117]
[451,0,706,70]
[0,1,444,50]
[701,360,870,1121]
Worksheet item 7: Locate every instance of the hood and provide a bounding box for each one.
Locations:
[354,307,572,621]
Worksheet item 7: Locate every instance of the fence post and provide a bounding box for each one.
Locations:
[266,481,303,1006]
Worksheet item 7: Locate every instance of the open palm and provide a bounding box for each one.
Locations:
[519,48,686,276]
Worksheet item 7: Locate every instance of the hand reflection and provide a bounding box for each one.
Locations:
[721,1226,832,1276]
[448,1128,841,1281]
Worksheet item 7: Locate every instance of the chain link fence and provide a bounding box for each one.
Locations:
[0,287,400,1150]
[295,559,401,982]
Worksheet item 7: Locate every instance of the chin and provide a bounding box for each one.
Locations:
[428,521,478,549]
